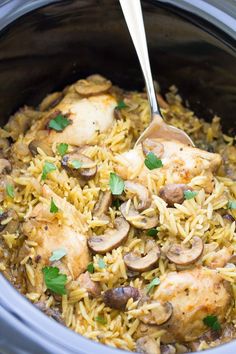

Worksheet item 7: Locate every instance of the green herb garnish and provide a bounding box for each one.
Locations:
[57,143,68,156]
[147,228,158,237]
[48,114,71,132]
[109,172,124,195]
[6,184,14,198]
[41,161,57,180]
[95,316,107,324]
[98,258,106,269]
[203,315,221,331]
[50,198,59,213]
[42,266,67,295]
[49,248,67,262]
[184,190,198,200]
[228,200,236,210]
[144,152,163,170]
[116,100,127,110]
[70,159,82,169]
[146,277,160,294]
[87,263,95,274]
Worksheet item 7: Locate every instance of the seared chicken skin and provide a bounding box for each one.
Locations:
[115,139,221,191]
[153,267,232,343]
[23,186,89,291]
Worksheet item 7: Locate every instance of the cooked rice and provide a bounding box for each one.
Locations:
[0,78,236,352]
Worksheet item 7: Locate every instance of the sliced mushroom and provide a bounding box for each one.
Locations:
[159,184,191,207]
[120,201,158,230]
[103,286,140,310]
[161,344,176,354]
[28,139,53,157]
[78,271,101,298]
[124,181,151,212]
[0,138,10,153]
[0,209,19,234]
[136,336,161,354]
[0,159,11,174]
[222,213,235,223]
[142,138,164,158]
[62,151,97,180]
[39,92,63,112]
[35,302,64,324]
[124,240,160,272]
[140,300,173,326]
[166,236,203,266]
[93,190,112,217]
[75,75,112,97]
[88,216,130,254]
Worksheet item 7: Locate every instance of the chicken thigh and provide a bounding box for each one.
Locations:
[115,138,221,191]
[23,186,89,291]
[153,267,232,343]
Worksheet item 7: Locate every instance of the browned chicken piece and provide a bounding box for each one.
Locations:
[23,186,89,292]
[78,271,101,298]
[115,139,221,191]
[24,85,116,147]
[153,267,232,343]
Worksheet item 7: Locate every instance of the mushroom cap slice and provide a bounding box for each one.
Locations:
[0,209,19,234]
[142,138,164,158]
[140,301,173,326]
[166,236,204,266]
[124,240,160,272]
[159,184,190,207]
[28,139,53,157]
[75,75,112,97]
[0,159,12,174]
[120,201,158,230]
[88,216,130,254]
[103,286,140,310]
[124,181,151,212]
[136,336,161,354]
[93,190,112,217]
[62,151,97,180]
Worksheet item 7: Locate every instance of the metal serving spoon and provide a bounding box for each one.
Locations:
[119,0,194,147]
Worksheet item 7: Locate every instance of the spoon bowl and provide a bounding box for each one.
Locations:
[119,0,194,147]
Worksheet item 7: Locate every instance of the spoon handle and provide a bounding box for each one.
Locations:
[119,0,161,117]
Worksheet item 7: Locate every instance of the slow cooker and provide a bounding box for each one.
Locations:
[0,1,235,353]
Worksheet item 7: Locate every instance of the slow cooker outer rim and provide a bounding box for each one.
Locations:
[0,0,236,353]
[0,0,236,38]
[1,274,236,354]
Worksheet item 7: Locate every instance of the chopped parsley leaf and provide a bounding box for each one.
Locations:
[95,316,107,324]
[50,198,59,213]
[70,159,82,169]
[42,266,67,295]
[48,114,71,132]
[146,277,160,294]
[144,152,163,170]
[147,228,158,237]
[49,248,67,262]
[57,143,68,156]
[109,173,124,195]
[203,315,221,331]
[228,200,236,210]
[41,161,57,180]
[116,100,127,110]
[87,263,95,274]
[184,190,198,200]
[6,184,14,198]
[98,258,106,269]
